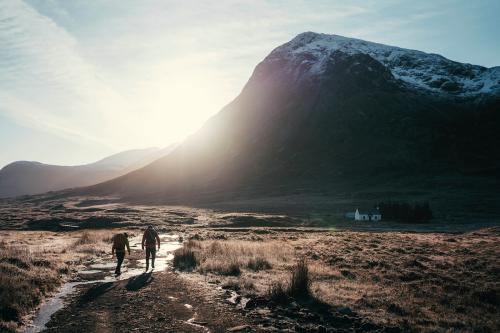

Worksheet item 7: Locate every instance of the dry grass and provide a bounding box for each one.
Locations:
[299,229,500,332]
[177,228,500,332]
[174,239,293,292]
[0,230,123,332]
[0,244,64,332]
[70,230,113,255]
[173,247,198,270]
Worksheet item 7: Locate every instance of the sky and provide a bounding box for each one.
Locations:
[1,0,499,168]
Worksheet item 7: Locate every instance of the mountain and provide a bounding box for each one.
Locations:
[0,145,176,198]
[78,32,500,211]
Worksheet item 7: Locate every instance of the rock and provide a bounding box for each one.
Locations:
[337,307,354,316]
[227,325,251,332]
[244,297,268,310]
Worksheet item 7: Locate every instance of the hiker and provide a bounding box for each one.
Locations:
[112,232,130,276]
[142,225,160,270]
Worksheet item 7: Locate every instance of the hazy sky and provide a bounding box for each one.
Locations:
[1,0,499,168]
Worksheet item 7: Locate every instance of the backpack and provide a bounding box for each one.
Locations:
[144,229,157,245]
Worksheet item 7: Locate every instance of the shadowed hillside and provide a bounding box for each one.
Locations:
[76,33,500,214]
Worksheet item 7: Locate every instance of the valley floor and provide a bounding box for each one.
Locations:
[0,197,499,332]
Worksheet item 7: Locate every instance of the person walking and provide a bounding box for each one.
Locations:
[142,225,160,271]
[112,232,130,276]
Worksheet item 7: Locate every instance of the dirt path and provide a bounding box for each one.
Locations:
[43,271,257,332]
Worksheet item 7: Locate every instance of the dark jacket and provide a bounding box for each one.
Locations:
[142,228,160,249]
[112,233,130,254]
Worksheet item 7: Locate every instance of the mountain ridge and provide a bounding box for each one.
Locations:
[269,32,500,96]
[0,145,177,198]
[62,33,500,215]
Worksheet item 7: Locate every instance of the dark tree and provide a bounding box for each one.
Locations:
[377,201,433,223]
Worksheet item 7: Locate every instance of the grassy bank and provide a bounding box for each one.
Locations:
[0,230,113,332]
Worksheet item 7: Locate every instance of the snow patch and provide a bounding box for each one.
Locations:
[266,32,500,96]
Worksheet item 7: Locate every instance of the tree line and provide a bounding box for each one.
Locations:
[377,201,433,223]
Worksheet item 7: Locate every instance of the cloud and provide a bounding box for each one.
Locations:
[1,0,497,167]
[0,0,407,162]
[0,0,130,148]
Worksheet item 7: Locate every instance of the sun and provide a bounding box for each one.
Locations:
[122,68,232,149]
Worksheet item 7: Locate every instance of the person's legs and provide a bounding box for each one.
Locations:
[145,248,151,270]
[151,248,156,269]
[115,251,125,275]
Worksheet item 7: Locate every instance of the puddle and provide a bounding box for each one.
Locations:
[25,233,182,333]
[227,291,250,309]
[78,270,102,275]
[186,315,211,333]
[89,262,116,269]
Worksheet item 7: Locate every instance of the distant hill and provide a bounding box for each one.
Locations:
[76,32,500,213]
[0,145,176,198]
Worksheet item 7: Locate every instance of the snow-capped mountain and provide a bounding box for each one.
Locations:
[70,33,500,216]
[265,32,500,96]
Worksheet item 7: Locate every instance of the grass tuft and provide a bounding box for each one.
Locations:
[288,258,311,298]
[247,257,272,271]
[73,231,97,246]
[200,260,241,276]
[268,281,290,303]
[267,258,311,302]
[173,247,198,270]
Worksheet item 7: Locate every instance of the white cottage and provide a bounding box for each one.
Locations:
[354,208,381,221]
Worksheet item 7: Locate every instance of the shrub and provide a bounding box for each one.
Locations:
[173,247,198,270]
[73,232,97,246]
[223,262,241,276]
[247,257,272,271]
[267,258,311,301]
[185,239,201,249]
[288,258,311,298]
[200,261,241,276]
[268,281,289,303]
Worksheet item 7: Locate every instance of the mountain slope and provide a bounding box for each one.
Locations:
[0,146,176,198]
[80,32,500,205]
